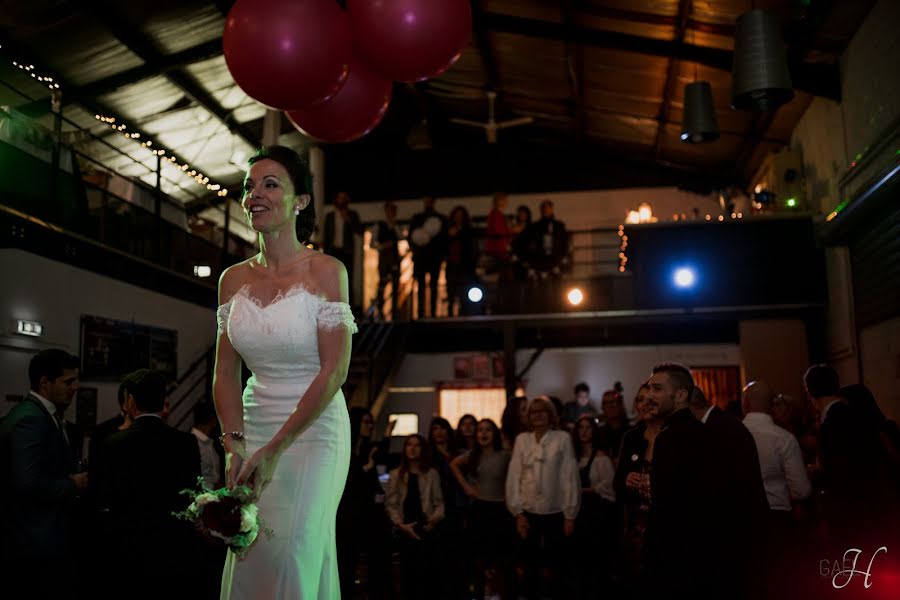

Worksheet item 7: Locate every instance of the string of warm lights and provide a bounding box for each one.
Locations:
[617,225,627,273]
[2,43,229,200]
[93,113,229,198]
[11,59,60,90]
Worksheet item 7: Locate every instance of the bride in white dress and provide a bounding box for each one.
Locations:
[214,146,356,599]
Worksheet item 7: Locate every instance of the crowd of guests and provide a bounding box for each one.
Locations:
[339,369,900,600]
[3,349,899,599]
[324,192,572,320]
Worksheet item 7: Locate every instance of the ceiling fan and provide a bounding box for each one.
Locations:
[450,90,534,144]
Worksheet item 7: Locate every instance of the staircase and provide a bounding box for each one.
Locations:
[168,345,216,431]
[343,321,409,410]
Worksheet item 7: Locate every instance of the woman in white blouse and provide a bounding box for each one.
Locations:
[505,396,580,600]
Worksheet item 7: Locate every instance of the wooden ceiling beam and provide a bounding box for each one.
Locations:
[481,11,840,101]
[561,0,586,145]
[577,4,735,37]
[16,39,224,118]
[652,0,692,161]
[84,0,259,150]
[0,33,209,200]
[469,0,501,89]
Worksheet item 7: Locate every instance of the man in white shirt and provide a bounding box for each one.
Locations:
[745,379,814,596]
[741,381,811,512]
[506,396,580,599]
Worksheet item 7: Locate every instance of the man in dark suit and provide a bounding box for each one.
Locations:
[96,369,201,594]
[408,195,448,318]
[690,387,768,598]
[323,191,363,308]
[88,380,129,471]
[511,199,570,277]
[0,348,87,595]
[804,364,893,544]
[641,362,716,598]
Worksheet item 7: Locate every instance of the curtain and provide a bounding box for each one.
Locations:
[690,367,741,410]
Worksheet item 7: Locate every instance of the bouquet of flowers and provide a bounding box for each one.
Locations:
[175,478,272,557]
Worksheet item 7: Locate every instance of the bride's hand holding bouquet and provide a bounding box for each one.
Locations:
[235,442,281,497]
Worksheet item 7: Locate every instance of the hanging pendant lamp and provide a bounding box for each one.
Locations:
[681,81,720,143]
[731,9,793,111]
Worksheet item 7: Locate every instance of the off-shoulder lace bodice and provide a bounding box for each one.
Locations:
[216,284,356,381]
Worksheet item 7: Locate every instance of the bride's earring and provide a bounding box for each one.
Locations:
[294,206,300,215]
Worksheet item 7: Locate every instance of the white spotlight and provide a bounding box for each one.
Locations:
[467,287,484,303]
[673,267,696,289]
[567,288,584,306]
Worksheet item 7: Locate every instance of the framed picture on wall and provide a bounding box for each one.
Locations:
[80,315,177,380]
[472,355,490,380]
[492,355,505,379]
[453,356,473,380]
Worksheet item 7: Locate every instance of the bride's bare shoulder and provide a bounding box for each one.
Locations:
[218,257,256,302]
[308,253,348,302]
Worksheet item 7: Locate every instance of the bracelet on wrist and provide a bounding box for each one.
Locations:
[220,431,246,445]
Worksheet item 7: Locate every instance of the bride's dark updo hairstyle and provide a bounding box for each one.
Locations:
[248,145,315,243]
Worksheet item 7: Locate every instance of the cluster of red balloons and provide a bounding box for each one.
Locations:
[223,0,472,143]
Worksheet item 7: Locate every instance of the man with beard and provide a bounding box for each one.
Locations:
[641,363,716,598]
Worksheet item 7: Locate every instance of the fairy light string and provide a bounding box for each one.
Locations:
[3,43,229,199]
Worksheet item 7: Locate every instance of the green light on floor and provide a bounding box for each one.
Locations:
[787,198,797,208]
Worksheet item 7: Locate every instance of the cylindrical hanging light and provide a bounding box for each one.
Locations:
[731,9,793,111]
[681,81,720,143]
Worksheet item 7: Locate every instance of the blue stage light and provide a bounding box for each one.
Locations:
[673,267,697,289]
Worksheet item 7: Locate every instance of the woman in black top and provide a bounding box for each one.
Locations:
[456,413,478,452]
[571,415,618,598]
[337,407,392,600]
[614,383,660,579]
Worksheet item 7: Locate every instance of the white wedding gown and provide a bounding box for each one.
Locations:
[217,284,356,599]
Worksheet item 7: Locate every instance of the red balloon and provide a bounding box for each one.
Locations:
[348,0,472,82]
[286,60,392,143]
[223,0,352,110]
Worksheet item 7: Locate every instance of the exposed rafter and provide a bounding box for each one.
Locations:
[469,0,501,89]
[16,39,223,118]
[561,0,586,144]
[0,33,212,200]
[480,11,841,101]
[83,0,258,150]
[578,4,736,37]
[734,108,780,183]
[652,0,692,160]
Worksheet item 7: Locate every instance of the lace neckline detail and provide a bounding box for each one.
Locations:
[223,283,324,311]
